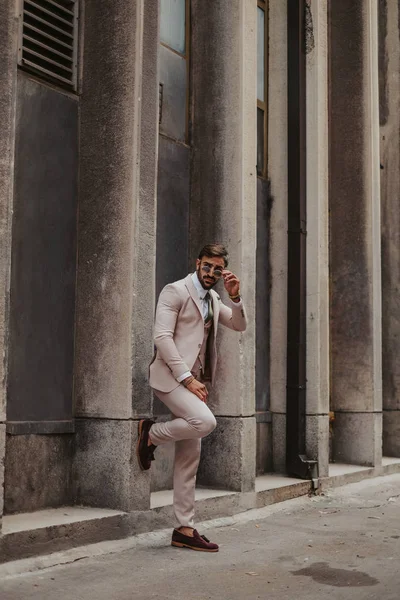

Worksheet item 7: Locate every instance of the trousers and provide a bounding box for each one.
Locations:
[149,383,217,528]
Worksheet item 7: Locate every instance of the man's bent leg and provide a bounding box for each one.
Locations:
[173,437,201,528]
[150,386,216,445]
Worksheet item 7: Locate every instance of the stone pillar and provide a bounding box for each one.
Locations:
[329,0,382,466]
[379,0,400,456]
[191,0,257,491]
[132,0,160,418]
[305,0,330,477]
[268,0,288,473]
[73,0,159,511]
[0,1,18,529]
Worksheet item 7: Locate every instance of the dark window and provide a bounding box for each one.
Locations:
[160,0,186,55]
[159,0,190,143]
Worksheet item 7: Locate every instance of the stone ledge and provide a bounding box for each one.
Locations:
[2,461,400,564]
[320,459,400,490]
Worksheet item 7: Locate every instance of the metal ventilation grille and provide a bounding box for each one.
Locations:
[18,0,79,91]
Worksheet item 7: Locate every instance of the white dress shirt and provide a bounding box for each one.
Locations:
[176,272,242,383]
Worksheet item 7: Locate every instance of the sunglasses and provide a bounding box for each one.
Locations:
[201,265,223,278]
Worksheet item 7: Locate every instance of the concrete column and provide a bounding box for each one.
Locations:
[73,0,158,511]
[379,0,400,456]
[0,1,18,528]
[268,0,288,473]
[305,0,330,477]
[190,0,257,491]
[329,0,382,466]
[132,0,159,418]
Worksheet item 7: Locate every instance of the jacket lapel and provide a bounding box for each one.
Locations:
[184,274,203,320]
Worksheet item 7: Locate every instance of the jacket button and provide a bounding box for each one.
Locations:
[198,343,201,348]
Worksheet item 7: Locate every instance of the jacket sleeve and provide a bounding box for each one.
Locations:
[153,284,191,380]
[218,297,248,332]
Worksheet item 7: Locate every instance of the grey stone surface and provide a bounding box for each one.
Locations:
[305,0,330,422]
[132,0,159,418]
[268,0,288,423]
[74,419,150,512]
[329,0,382,416]
[332,412,382,466]
[4,434,74,514]
[272,412,286,473]
[0,425,5,521]
[306,414,329,478]
[1,462,400,566]
[74,0,143,419]
[379,0,400,419]
[197,416,256,492]
[0,513,131,565]
[0,1,17,423]
[256,421,273,475]
[150,440,174,493]
[3,475,400,598]
[255,480,312,508]
[189,0,257,418]
[383,410,400,457]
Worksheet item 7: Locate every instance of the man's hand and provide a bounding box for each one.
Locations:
[185,378,208,402]
[222,270,240,300]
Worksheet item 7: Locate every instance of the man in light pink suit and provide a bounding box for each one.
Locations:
[137,244,247,552]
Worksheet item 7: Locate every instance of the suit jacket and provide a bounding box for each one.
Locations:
[149,274,247,393]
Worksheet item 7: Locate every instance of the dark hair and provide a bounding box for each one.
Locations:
[198,244,229,268]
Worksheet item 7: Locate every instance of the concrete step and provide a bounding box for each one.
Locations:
[1,459,400,564]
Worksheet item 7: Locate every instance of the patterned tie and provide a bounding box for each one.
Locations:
[204,292,213,324]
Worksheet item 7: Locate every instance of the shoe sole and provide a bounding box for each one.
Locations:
[171,541,218,552]
[136,420,148,471]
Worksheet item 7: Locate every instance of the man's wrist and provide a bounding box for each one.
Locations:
[229,290,241,302]
[177,370,192,383]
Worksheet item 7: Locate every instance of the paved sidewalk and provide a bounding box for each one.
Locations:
[1,474,400,599]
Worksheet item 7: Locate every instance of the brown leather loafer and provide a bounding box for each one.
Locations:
[171,529,219,552]
[136,419,157,471]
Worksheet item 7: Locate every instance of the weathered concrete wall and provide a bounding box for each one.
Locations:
[4,434,74,514]
[73,0,156,510]
[305,0,330,477]
[74,0,143,421]
[379,0,400,456]
[74,420,148,512]
[329,0,382,465]
[189,0,257,491]
[150,439,174,493]
[0,426,5,520]
[198,417,256,492]
[190,0,257,417]
[190,0,257,489]
[0,0,18,527]
[268,0,288,473]
[0,1,17,423]
[132,0,160,418]
[256,421,273,475]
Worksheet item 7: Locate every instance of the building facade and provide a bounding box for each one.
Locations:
[0,0,399,559]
